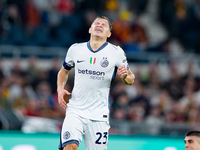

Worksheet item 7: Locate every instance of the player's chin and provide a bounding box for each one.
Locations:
[94,34,102,38]
[93,32,103,37]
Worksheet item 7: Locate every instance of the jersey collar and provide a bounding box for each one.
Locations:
[87,41,108,53]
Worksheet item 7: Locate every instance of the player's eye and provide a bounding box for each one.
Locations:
[189,141,193,143]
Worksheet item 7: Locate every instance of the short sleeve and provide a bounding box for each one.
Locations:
[116,46,129,70]
[63,44,76,70]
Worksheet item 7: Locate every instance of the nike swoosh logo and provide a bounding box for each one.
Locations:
[77,60,85,63]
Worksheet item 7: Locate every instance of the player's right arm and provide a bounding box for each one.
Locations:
[57,66,71,109]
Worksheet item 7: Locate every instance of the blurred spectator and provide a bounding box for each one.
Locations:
[56,0,75,15]
[0,75,12,103]
[25,0,40,27]
[8,76,36,103]
[125,81,138,100]
[129,21,148,50]
[145,106,163,134]
[25,99,42,117]
[0,60,4,84]
[111,10,133,45]
[1,4,22,36]
[164,100,186,123]
[75,9,97,42]
[12,96,28,120]
[182,62,198,79]
[6,0,27,24]
[112,91,129,111]
[32,70,49,90]
[104,0,119,21]
[47,57,60,94]
[187,107,200,125]
[179,77,199,111]
[150,89,172,115]
[0,59,7,108]
[112,108,127,121]
[163,60,184,100]
[32,0,63,44]
[7,59,36,103]
[76,0,105,12]
[0,85,11,109]
[146,38,171,53]
[159,0,199,53]
[110,81,127,100]
[105,0,119,12]
[145,106,163,124]
[35,81,64,118]
[111,8,148,52]
[128,84,151,119]
[26,56,40,80]
[11,58,26,77]
[33,0,55,12]
[128,103,145,121]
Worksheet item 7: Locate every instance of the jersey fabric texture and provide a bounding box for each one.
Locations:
[63,41,129,122]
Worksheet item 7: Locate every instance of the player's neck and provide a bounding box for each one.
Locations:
[90,38,107,51]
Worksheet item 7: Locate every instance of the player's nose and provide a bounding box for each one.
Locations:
[185,142,188,148]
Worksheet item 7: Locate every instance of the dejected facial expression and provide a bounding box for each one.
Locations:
[89,18,111,39]
[185,136,200,150]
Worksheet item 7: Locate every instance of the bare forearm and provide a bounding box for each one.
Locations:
[57,67,69,91]
[123,70,135,85]
[117,65,135,85]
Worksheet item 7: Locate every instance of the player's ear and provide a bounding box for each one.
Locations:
[89,28,91,34]
[107,32,111,38]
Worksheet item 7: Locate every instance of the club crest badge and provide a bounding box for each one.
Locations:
[63,131,70,139]
[100,57,109,68]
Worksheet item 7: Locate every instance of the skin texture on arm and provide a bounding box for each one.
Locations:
[57,66,71,109]
[117,64,135,85]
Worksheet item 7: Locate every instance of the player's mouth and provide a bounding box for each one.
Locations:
[95,27,103,33]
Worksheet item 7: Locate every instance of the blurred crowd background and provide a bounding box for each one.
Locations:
[1,0,200,135]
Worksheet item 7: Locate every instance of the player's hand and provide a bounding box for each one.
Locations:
[57,88,71,109]
[117,65,128,79]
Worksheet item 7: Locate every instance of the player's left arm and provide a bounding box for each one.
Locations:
[117,65,135,85]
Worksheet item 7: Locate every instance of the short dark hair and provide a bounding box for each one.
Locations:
[185,131,200,137]
[93,16,112,31]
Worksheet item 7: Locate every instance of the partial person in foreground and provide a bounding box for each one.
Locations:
[57,16,135,150]
[184,130,200,150]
